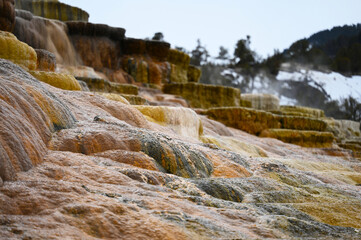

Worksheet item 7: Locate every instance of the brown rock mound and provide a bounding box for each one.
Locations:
[35,49,56,71]
[0,0,15,32]
[0,59,75,181]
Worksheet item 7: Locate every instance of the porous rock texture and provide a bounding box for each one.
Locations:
[13,9,80,65]
[278,105,326,118]
[121,38,171,85]
[163,83,241,109]
[187,65,202,82]
[0,30,37,70]
[205,107,280,135]
[76,77,138,95]
[29,70,82,91]
[1,59,361,239]
[260,129,335,148]
[35,48,56,71]
[0,0,15,32]
[1,3,361,239]
[0,59,75,181]
[167,48,190,83]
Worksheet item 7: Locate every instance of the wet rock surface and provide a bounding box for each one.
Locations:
[1,2,361,239]
[0,59,361,239]
[0,59,75,181]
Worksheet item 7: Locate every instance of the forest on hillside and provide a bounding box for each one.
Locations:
[150,24,361,122]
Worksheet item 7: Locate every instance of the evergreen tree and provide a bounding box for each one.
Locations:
[152,32,164,41]
[190,39,209,66]
[234,36,255,67]
[217,46,229,60]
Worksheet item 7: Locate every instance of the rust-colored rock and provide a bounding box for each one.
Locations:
[0,59,75,181]
[0,0,15,32]
[13,10,80,65]
[35,49,56,71]
[205,107,280,135]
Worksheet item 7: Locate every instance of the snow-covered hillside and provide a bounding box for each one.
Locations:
[220,67,361,106]
[277,70,361,102]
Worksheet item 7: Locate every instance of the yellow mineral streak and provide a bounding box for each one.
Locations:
[135,106,203,140]
[280,105,325,118]
[29,71,81,91]
[260,129,334,148]
[201,135,268,157]
[0,31,37,70]
[96,93,130,105]
[167,49,191,83]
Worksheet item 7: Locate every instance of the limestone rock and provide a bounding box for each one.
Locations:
[279,105,325,118]
[30,71,82,90]
[167,48,190,69]
[93,150,163,172]
[14,10,80,65]
[122,38,146,55]
[95,93,130,105]
[278,115,328,132]
[56,64,107,80]
[66,21,125,41]
[205,107,280,135]
[50,122,214,178]
[145,40,170,62]
[0,59,75,181]
[167,49,190,83]
[69,32,120,71]
[241,93,280,111]
[0,0,15,32]
[134,106,203,139]
[163,83,241,109]
[76,77,138,95]
[35,49,55,71]
[260,129,335,148]
[187,65,201,82]
[0,30,37,70]
[121,94,148,105]
[14,0,89,21]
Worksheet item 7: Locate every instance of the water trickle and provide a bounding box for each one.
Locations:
[13,10,81,66]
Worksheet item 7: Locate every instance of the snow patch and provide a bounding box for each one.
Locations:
[277,70,361,101]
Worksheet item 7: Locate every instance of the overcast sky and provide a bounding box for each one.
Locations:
[62,0,361,58]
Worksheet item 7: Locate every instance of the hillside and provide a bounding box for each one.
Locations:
[0,0,361,239]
